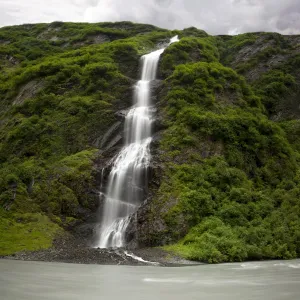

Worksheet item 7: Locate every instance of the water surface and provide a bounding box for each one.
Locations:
[1,259,300,299]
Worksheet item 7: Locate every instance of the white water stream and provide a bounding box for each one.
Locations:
[95,36,179,248]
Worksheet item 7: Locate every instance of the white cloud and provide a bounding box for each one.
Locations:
[0,0,83,25]
[0,0,299,35]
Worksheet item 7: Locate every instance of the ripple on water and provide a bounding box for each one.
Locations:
[231,263,262,270]
[273,262,300,268]
[143,278,191,283]
[143,278,265,286]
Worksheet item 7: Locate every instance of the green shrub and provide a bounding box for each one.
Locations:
[166,217,247,263]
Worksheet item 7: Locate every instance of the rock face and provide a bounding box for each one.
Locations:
[13,80,45,106]
[221,32,300,120]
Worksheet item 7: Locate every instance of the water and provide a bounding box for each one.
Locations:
[96,36,179,248]
[1,259,300,300]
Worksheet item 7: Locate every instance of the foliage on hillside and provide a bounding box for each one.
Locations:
[0,22,299,262]
[218,32,300,119]
[146,33,300,263]
[0,22,174,255]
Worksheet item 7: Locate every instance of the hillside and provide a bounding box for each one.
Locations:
[0,22,299,263]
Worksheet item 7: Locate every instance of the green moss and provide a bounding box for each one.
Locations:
[180,27,209,38]
[0,209,62,256]
[160,37,219,78]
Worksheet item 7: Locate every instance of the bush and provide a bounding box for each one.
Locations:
[166,217,247,263]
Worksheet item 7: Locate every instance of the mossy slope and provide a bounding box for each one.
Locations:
[136,33,300,263]
[0,23,299,263]
[0,22,175,255]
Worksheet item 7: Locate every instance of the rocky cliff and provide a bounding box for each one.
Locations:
[0,22,299,263]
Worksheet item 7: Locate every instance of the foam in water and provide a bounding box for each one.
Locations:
[124,251,159,265]
[95,36,179,248]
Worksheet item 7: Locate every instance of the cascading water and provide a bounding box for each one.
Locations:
[96,35,179,248]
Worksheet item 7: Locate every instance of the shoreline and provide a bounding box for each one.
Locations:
[2,244,299,267]
[1,246,201,267]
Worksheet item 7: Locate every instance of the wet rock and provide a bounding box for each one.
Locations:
[93,34,110,44]
[13,80,44,106]
[27,178,35,194]
[5,55,18,65]
[115,108,130,119]
[94,121,122,149]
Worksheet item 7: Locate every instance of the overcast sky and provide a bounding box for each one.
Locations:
[0,0,299,35]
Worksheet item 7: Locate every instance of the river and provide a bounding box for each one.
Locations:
[1,259,299,300]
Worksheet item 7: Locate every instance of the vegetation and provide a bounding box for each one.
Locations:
[0,209,61,255]
[149,31,300,263]
[218,32,300,119]
[0,22,174,255]
[160,37,219,77]
[0,22,299,262]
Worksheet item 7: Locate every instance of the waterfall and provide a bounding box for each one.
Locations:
[95,35,179,248]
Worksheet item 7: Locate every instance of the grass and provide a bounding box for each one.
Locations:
[0,210,62,255]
